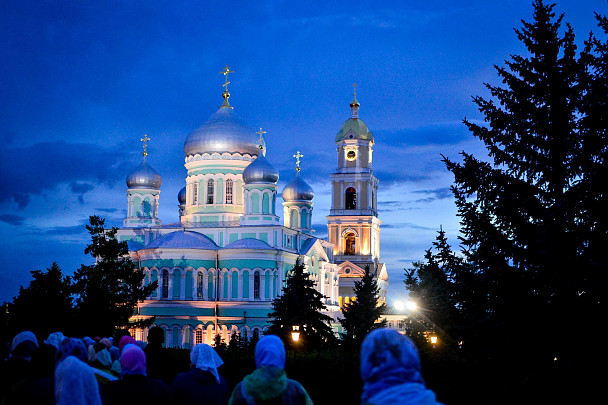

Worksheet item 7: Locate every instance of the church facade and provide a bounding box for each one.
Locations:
[116,70,388,348]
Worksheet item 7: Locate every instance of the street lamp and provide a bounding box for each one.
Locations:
[291,325,300,342]
[406,300,418,311]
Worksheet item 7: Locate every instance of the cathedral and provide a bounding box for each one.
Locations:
[116,67,389,348]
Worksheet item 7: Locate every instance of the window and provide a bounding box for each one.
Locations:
[195,329,202,345]
[345,233,356,255]
[162,270,169,299]
[193,182,198,205]
[207,179,214,204]
[254,271,260,299]
[197,273,203,299]
[225,179,233,204]
[345,187,357,209]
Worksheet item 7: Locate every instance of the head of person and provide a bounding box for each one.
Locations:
[55,356,101,405]
[120,344,146,378]
[119,335,136,353]
[92,342,112,368]
[147,326,165,345]
[45,332,67,350]
[255,335,285,370]
[56,337,89,365]
[10,331,39,361]
[360,328,426,402]
[190,343,224,383]
[112,329,131,348]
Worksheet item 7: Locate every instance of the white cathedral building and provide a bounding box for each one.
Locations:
[116,69,389,348]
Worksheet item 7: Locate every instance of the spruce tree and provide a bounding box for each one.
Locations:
[267,259,336,348]
[9,262,74,337]
[72,216,156,337]
[339,265,386,348]
[442,0,605,361]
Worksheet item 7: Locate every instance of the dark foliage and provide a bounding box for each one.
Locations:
[7,262,74,338]
[267,259,336,349]
[339,265,386,349]
[72,215,156,337]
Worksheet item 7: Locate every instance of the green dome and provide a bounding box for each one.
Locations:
[335,118,374,142]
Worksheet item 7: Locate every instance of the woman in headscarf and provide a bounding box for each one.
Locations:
[0,331,39,403]
[102,344,168,405]
[169,343,229,405]
[359,328,443,405]
[228,335,313,405]
[55,356,102,405]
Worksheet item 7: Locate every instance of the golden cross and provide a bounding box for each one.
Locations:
[220,64,234,92]
[141,134,150,156]
[353,83,357,96]
[293,151,304,172]
[256,127,267,149]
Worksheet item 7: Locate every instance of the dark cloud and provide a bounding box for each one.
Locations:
[382,222,436,231]
[0,140,132,208]
[375,122,470,148]
[42,224,89,236]
[0,214,26,225]
[95,208,119,213]
[412,187,452,201]
[70,182,94,204]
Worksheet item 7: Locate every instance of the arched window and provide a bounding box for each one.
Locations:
[197,273,203,299]
[207,179,214,204]
[195,329,203,345]
[345,187,357,209]
[162,270,169,299]
[345,232,356,255]
[254,271,260,300]
[225,179,233,204]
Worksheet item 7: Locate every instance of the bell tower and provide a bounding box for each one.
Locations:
[326,88,387,304]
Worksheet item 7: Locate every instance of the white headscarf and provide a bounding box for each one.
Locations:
[55,356,102,405]
[190,343,224,383]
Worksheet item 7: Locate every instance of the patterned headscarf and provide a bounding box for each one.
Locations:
[120,344,146,377]
[57,338,89,364]
[190,343,224,383]
[45,332,67,350]
[255,335,285,369]
[55,356,102,405]
[360,328,441,405]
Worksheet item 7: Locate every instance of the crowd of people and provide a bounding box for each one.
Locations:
[0,327,442,404]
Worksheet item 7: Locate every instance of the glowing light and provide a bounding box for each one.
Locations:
[292,325,300,342]
[406,301,418,311]
[394,301,405,311]
[430,335,438,345]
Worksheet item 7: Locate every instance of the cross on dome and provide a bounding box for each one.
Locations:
[219,64,234,108]
[141,134,150,156]
[293,151,304,172]
[256,127,267,150]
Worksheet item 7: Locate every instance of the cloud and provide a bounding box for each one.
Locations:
[311,223,328,237]
[42,224,88,236]
[0,214,26,226]
[95,208,119,213]
[0,140,133,208]
[382,222,436,231]
[410,187,453,203]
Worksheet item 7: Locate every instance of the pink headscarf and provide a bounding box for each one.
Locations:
[119,335,136,352]
[120,344,146,377]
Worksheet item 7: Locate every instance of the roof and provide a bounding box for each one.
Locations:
[144,231,218,250]
[126,240,145,251]
[223,238,273,250]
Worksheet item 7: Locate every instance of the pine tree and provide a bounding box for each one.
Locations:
[442,0,605,361]
[72,216,156,337]
[339,265,386,348]
[267,259,336,348]
[8,262,74,337]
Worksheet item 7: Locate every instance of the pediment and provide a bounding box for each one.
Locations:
[337,260,366,277]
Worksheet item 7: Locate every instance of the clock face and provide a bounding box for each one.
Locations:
[346,150,356,161]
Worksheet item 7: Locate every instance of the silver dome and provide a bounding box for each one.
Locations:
[282,173,314,202]
[184,107,260,157]
[126,158,161,190]
[177,186,186,204]
[243,152,279,184]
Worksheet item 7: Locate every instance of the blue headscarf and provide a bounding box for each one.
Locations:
[255,335,285,369]
[9,331,38,360]
[44,332,67,350]
[55,356,102,405]
[360,328,442,405]
[57,338,89,364]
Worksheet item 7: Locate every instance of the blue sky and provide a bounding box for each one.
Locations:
[0,0,605,304]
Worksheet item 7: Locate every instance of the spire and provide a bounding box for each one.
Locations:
[219,64,234,109]
[256,127,267,156]
[293,150,304,173]
[141,134,150,158]
[350,83,360,118]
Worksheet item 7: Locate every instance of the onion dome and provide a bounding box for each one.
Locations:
[282,173,314,202]
[243,152,279,184]
[126,157,161,190]
[184,104,260,157]
[335,92,373,142]
[177,186,186,204]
